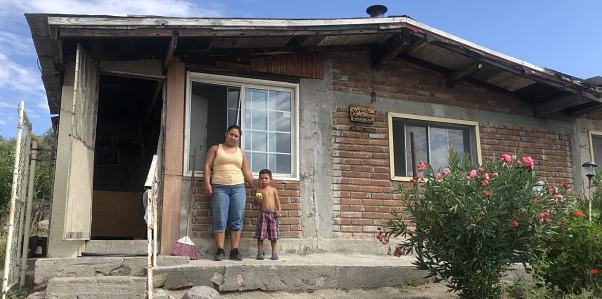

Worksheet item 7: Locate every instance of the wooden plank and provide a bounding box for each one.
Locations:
[164,62,186,176]
[176,44,373,56]
[250,52,324,79]
[349,105,375,123]
[446,62,482,87]
[163,31,179,73]
[486,72,515,85]
[160,174,182,255]
[534,93,583,117]
[301,36,326,46]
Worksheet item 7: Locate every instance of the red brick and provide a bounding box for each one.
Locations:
[341,185,362,191]
[341,212,362,218]
[342,198,361,205]
[363,212,383,219]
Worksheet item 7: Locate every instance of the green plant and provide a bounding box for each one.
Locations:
[540,184,602,295]
[379,151,572,299]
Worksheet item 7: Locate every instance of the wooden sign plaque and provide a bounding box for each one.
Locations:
[349,105,375,123]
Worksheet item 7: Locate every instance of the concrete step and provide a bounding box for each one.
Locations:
[35,256,189,285]
[154,254,427,292]
[45,276,146,299]
[84,240,155,255]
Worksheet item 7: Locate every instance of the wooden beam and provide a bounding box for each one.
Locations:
[398,54,526,101]
[163,31,179,73]
[571,103,602,116]
[446,62,482,87]
[370,29,411,67]
[534,93,583,117]
[175,44,374,56]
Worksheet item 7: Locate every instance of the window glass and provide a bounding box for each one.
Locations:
[391,116,474,178]
[187,77,295,177]
[592,135,602,163]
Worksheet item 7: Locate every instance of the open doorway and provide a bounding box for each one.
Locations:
[91,74,162,240]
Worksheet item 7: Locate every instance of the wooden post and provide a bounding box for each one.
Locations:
[160,62,185,254]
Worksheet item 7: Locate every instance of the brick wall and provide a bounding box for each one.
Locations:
[330,53,534,116]
[330,53,573,238]
[190,180,302,239]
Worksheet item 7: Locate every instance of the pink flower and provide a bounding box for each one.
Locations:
[484,173,490,180]
[443,168,451,175]
[545,212,549,217]
[501,154,512,163]
[545,218,551,223]
[375,233,382,240]
[493,173,498,177]
[417,161,426,172]
[512,155,516,160]
[382,240,388,245]
[555,194,563,201]
[466,176,471,180]
[522,156,534,169]
[470,170,477,177]
[481,180,489,186]
[435,173,441,179]
[553,187,559,194]
[508,221,518,227]
[546,186,552,191]
[567,188,572,192]
[539,213,544,218]
[479,167,484,172]
[539,218,544,223]
[416,174,422,179]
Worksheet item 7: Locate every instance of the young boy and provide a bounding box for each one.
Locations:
[254,169,281,260]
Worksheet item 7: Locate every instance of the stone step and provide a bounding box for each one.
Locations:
[35,256,189,285]
[84,240,155,255]
[154,254,426,292]
[45,276,146,299]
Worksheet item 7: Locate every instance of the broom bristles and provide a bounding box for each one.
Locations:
[171,243,199,260]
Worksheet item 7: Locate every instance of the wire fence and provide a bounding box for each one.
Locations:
[2,102,32,298]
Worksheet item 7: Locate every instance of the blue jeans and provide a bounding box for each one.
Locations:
[210,184,246,233]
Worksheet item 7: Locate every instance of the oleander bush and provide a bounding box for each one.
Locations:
[378,150,573,299]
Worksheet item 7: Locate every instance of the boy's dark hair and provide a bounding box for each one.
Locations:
[259,169,272,178]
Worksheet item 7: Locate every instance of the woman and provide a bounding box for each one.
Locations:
[203,125,258,261]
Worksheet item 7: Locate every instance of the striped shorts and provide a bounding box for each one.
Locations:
[255,210,279,240]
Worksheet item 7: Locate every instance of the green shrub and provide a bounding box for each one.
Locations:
[379,151,572,299]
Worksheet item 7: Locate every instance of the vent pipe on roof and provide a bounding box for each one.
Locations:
[366,5,387,18]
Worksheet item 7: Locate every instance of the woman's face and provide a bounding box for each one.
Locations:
[224,129,240,146]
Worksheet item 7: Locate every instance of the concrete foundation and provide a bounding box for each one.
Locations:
[154,254,426,292]
[34,256,189,284]
[84,240,152,255]
[45,276,146,299]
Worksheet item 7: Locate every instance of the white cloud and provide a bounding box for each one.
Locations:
[0,119,6,125]
[0,101,17,108]
[0,55,45,94]
[0,31,34,56]
[0,0,224,18]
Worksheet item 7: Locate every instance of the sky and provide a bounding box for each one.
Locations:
[0,0,600,138]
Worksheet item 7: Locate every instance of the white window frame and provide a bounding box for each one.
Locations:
[588,130,602,162]
[184,72,300,181]
[387,112,482,181]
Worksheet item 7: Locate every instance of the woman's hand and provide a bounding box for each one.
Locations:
[204,184,213,196]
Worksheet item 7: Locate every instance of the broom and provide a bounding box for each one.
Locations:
[170,147,199,260]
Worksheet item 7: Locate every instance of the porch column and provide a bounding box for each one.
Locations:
[161,62,185,254]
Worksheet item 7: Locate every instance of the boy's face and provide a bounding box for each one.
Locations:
[258,173,272,187]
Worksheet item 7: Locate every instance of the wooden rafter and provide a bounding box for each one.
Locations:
[370,29,411,68]
[163,31,179,73]
[446,62,482,87]
[534,93,583,117]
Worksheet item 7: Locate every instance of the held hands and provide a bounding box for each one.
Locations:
[203,184,213,196]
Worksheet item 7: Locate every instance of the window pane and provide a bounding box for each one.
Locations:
[593,136,602,163]
[228,88,240,109]
[245,131,252,150]
[251,153,267,172]
[250,110,267,130]
[392,120,406,177]
[405,125,428,177]
[269,154,291,174]
[269,112,291,132]
[228,109,240,127]
[190,82,228,172]
[247,89,267,110]
[430,127,466,173]
[269,132,291,153]
[269,90,291,111]
[251,131,267,152]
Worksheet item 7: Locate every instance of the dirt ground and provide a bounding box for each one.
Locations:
[165,282,459,299]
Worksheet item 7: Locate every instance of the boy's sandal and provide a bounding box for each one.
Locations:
[271,253,278,260]
[256,253,264,260]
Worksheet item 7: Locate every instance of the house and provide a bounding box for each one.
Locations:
[25,6,602,258]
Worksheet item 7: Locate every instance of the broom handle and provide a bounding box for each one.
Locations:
[187,148,196,237]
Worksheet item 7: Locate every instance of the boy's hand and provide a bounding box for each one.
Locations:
[275,210,281,218]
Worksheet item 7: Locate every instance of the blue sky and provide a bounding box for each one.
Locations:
[0,0,600,137]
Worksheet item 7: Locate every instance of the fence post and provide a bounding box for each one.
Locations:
[20,141,37,286]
